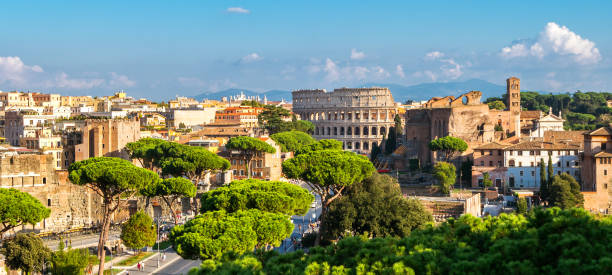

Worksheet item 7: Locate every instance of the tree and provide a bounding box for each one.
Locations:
[482,172,493,189]
[171,179,311,260]
[294,139,343,156]
[547,156,554,187]
[394,114,403,138]
[385,126,398,154]
[539,158,549,204]
[68,157,160,275]
[517,197,528,214]
[292,120,315,134]
[1,233,51,274]
[120,211,157,252]
[282,149,375,245]
[428,136,468,161]
[433,162,456,195]
[488,100,506,110]
[141,178,196,224]
[269,130,316,153]
[241,100,264,107]
[125,137,167,171]
[324,173,432,240]
[549,173,584,209]
[200,179,313,216]
[156,142,230,187]
[258,105,292,134]
[370,142,382,161]
[460,159,473,186]
[0,188,50,240]
[178,122,187,129]
[225,136,276,178]
[50,239,90,275]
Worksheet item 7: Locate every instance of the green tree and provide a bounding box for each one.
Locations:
[68,157,160,275]
[394,114,403,138]
[433,162,456,195]
[141,177,196,224]
[549,173,584,209]
[324,173,432,240]
[269,130,316,153]
[482,172,493,189]
[1,233,51,274]
[282,150,375,245]
[241,100,264,107]
[488,100,506,110]
[178,122,187,129]
[385,126,398,154]
[200,179,313,215]
[125,137,167,171]
[171,179,310,260]
[547,156,554,187]
[120,211,157,252]
[292,120,315,134]
[539,158,549,204]
[50,239,90,275]
[294,139,343,156]
[258,105,292,134]
[517,197,528,214]
[428,136,468,161]
[370,142,382,161]
[0,188,50,240]
[225,136,276,178]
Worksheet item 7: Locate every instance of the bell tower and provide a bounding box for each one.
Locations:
[507,77,521,113]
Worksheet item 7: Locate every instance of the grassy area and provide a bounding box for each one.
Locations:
[154,240,172,250]
[103,269,122,275]
[117,252,154,266]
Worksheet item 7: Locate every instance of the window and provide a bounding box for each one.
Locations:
[520,171,524,176]
[480,161,484,166]
[566,161,570,167]
[42,178,46,184]
[489,161,493,166]
[498,161,502,167]
[509,151,513,156]
[498,150,502,156]
[530,151,535,156]
[605,170,608,176]
[47,199,51,207]
[531,171,535,176]
[519,162,522,167]
[518,151,523,156]
[530,162,534,167]
[509,160,515,167]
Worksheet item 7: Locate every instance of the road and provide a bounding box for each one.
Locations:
[43,230,120,250]
[153,257,201,275]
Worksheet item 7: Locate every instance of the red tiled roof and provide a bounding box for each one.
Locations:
[520,110,541,119]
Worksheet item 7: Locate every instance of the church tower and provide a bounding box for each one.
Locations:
[507,77,521,113]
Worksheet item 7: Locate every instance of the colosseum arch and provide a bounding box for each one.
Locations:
[340,127,345,135]
[347,127,352,135]
[333,127,338,135]
[363,127,369,136]
[355,127,360,136]
[355,142,361,150]
[363,142,369,150]
[372,126,377,136]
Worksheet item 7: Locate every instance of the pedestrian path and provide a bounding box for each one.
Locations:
[118,249,182,275]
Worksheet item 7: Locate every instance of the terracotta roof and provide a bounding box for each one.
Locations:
[594,151,612,158]
[474,141,509,150]
[520,110,541,119]
[587,127,612,136]
[392,144,410,155]
[544,131,586,143]
[505,140,582,150]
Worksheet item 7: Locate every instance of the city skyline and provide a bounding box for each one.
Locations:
[1,1,611,100]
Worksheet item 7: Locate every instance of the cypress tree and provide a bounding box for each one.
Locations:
[547,156,554,187]
[539,158,548,203]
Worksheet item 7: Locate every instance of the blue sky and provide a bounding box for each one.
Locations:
[1,0,611,100]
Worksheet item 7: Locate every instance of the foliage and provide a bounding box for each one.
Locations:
[282,149,375,244]
[141,177,196,224]
[120,211,157,251]
[547,156,554,188]
[116,252,155,266]
[384,126,397,154]
[394,114,403,137]
[226,136,276,178]
[488,100,506,110]
[258,105,313,134]
[68,157,160,274]
[428,136,468,161]
[50,238,90,275]
[125,137,167,170]
[292,120,315,134]
[200,179,313,216]
[170,209,293,260]
[195,208,612,275]
[294,139,343,156]
[241,100,264,108]
[0,188,50,238]
[549,173,584,209]
[178,122,187,129]
[369,142,382,161]
[1,233,51,274]
[517,197,528,214]
[539,158,549,203]
[270,130,316,152]
[324,173,432,240]
[482,172,493,189]
[433,162,456,195]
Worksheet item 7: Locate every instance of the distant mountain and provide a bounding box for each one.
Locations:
[193,79,508,103]
[363,79,507,103]
[193,89,292,102]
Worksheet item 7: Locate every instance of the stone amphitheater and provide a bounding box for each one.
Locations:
[292,87,397,154]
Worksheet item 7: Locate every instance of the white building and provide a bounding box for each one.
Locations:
[504,141,582,189]
[530,108,565,138]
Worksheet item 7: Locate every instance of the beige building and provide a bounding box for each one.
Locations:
[220,137,283,181]
[4,111,56,146]
[292,87,397,155]
[62,118,140,168]
[163,108,218,128]
[0,92,61,108]
[61,95,95,107]
[214,106,264,128]
[581,126,612,213]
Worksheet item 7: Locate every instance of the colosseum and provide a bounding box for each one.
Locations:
[292,87,397,154]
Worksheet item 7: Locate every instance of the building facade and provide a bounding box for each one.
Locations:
[581,126,612,213]
[221,138,283,181]
[214,106,264,128]
[292,87,397,155]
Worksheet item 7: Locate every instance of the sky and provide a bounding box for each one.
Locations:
[1,0,611,100]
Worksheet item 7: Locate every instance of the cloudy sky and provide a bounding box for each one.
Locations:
[1,0,611,100]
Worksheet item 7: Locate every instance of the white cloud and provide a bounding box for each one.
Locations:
[109,72,135,87]
[395,65,405,78]
[440,58,463,79]
[324,58,340,82]
[51,72,105,89]
[350,49,365,60]
[227,7,250,14]
[500,22,601,64]
[320,58,392,83]
[425,51,445,60]
[0,56,44,85]
[241,53,262,63]
[372,66,390,78]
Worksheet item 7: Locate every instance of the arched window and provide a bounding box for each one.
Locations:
[333,127,338,135]
[380,127,386,136]
[363,127,369,136]
[372,127,377,136]
[315,127,320,135]
[347,142,353,149]
[327,127,331,135]
[355,127,360,136]
[509,159,515,167]
[363,142,369,150]
[347,127,352,135]
[355,142,361,150]
[42,177,47,184]
[340,127,345,135]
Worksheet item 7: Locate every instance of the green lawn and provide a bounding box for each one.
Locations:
[117,252,154,266]
[154,240,172,250]
[103,269,122,275]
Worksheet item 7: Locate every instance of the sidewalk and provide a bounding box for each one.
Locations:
[116,249,182,275]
